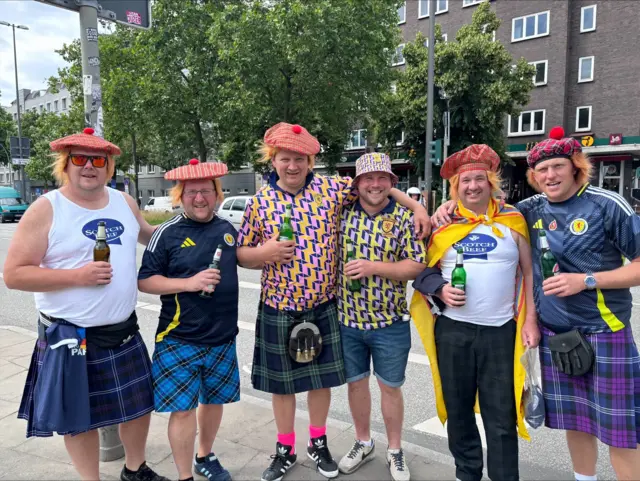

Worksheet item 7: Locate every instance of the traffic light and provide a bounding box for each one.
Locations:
[429,139,443,165]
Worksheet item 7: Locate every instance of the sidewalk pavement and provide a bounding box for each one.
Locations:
[0,326,457,481]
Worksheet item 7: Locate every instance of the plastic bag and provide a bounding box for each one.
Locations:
[521,347,545,429]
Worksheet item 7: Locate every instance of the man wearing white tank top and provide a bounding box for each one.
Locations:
[3,128,168,481]
[411,145,540,481]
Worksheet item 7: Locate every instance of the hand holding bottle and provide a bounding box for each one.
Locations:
[261,234,295,264]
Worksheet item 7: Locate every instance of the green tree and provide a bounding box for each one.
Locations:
[0,90,16,165]
[373,1,535,174]
[212,0,401,171]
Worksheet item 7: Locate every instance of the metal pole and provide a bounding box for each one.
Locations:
[424,0,436,214]
[11,25,26,201]
[78,1,122,461]
[79,1,102,133]
[442,102,450,202]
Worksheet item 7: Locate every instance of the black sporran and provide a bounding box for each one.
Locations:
[548,329,594,377]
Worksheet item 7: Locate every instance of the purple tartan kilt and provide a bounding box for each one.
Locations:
[539,325,640,448]
[18,332,154,437]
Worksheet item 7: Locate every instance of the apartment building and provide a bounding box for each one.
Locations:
[341,0,640,204]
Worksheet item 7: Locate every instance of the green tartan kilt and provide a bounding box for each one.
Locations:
[251,299,346,395]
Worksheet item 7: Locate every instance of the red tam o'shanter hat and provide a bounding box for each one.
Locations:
[164,158,228,181]
[263,122,321,156]
[440,144,501,180]
[526,126,582,168]
[49,128,121,155]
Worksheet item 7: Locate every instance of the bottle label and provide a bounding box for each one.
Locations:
[453,283,465,292]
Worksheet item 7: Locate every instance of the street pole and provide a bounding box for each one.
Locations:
[442,99,450,203]
[79,0,103,134]
[423,0,436,214]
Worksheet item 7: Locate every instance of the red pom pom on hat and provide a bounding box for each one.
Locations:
[189,158,199,165]
[292,124,302,134]
[83,127,95,135]
[549,126,565,140]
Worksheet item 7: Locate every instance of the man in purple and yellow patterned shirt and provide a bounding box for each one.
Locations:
[236,122,430,481]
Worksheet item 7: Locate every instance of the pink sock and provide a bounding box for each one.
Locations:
[277,432,296,455]
[309,424,326,439]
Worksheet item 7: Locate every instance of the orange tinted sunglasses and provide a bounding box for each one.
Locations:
[70,154,107,168]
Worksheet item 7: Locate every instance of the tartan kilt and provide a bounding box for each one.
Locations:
[252,299,346,395]
[539,325,640,448]
[18,332,154,437]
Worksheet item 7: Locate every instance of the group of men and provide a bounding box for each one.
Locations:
[3,120,640,481]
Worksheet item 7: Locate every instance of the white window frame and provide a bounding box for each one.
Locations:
[442,33,448,42]
[62,98,67,110]
[511,11,550,43]
[530,60,548,86]
[347,129,367,150]
[396,131,405,146]
[419,0,429,18]
[390,82,397,94]
[507,109,546,137]
[580,5,597,33]
[578,56,594,83]
[0,173,4,183]
[46,102,51,112]
[391,44,405,66]
[436,0,448,14]
[39,104,44,113]
[148,190,155,198]
[462,0,485,7]
[575,106,592,132]
[398,1,406,24]
[54,100,59,112]
[147,165,156,174]
[138,165,145,174]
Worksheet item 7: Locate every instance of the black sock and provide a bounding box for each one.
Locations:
[195,454,208,464]
[123,465,138,475]
[179,478,194,481]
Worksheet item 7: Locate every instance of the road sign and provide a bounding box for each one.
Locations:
[581,135,594,147]
[12,158,28,166]
[429,139,443,166]
[37,0,151,29]
[10,136,30,160]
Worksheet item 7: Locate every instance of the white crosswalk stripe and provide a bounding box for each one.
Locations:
[412,414,487,448]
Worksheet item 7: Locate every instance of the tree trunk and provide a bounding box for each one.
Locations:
[132,132,139,207]
[194,120,207,162]
[280,68,292,122]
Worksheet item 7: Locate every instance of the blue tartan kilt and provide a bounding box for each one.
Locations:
[252,299,346,395]
[18,331,154,437]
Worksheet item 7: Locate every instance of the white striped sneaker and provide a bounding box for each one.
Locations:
[338,439,375,474]
[387,449,410,481]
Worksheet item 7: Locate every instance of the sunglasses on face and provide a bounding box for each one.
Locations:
[70,154,108,168]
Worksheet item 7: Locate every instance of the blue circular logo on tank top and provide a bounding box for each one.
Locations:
[82,218,125,245]
[454,233,497,260]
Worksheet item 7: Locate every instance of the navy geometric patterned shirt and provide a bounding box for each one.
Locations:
[517,184,640,333]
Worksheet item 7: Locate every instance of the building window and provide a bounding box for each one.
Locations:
[578,56,594,83]
[348,129,367,150]
[163,189,170,196]
[13,113,16,121]
[391,44,405,66]
[222,188,231,195]
[239,188,249,195]
[46,102,51,112]
[148,190,155,198]
[396,131,405,146]
[0,174,4,183]
[530,60,548,86]
[390,82,397,94]
[463,0,486,7]
[39,104,44,113]
[512,11,550,42]
[576,106,592,132]
[54,100,59,111]
[138,165,145,174]
[442,33,448,42]
[148,165,156,174]
[436,0,448,14]
[508,109,546,137]
[398,2,406,24]
[419,0,429,18]
[581,5,596,33]
[62,98,67,110]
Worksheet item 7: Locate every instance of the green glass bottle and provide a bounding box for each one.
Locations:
[539,230,559,279]
[200,244,223,299]
[345,239,362,292]
[451,247,466,292]
[278,204,295,242]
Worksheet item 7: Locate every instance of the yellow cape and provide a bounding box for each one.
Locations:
[410,198,531,440]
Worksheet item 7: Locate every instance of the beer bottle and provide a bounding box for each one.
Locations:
[345,239,362,292]
[93,221,110,263]
[539,230,559,279]
[200,244,223,299]
[451,247,466,292]
[278,204,295,242]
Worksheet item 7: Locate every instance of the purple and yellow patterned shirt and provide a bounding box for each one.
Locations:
[237,172,355,311]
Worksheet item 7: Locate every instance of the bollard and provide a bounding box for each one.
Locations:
[99,426,125,462]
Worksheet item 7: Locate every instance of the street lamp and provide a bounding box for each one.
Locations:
[439,88,451,202]
[0,20,29,201]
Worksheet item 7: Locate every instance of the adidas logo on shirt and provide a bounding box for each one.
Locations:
[181,237,196,248]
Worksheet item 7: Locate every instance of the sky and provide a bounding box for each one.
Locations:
[0,0,79,107]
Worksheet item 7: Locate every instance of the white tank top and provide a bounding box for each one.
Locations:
[34,188,140,327]
[440,223,519,326]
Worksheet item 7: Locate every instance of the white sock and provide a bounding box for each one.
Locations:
[358,438,373,447]
[575,472,597,481]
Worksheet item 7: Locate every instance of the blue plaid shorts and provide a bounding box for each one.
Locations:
[152,337,240,412]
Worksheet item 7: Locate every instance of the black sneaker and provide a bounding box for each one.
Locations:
[120,462,171,481]
[261,442,297,481]
[307,435,339,479]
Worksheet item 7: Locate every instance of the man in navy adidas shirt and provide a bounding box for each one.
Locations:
[434,127,640,480]
[138,159,240,481]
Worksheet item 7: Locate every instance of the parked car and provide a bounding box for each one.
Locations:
[144,196,180,213]
[217,195,251,228]
[0,187,29,223]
